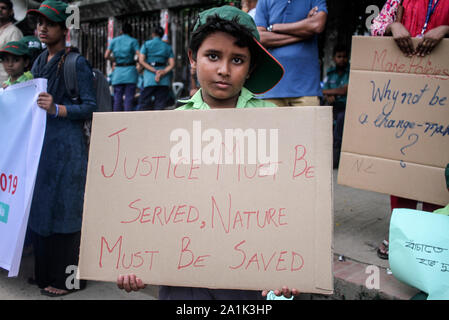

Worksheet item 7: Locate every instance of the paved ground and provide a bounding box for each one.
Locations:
[332,169,391,269]
[0,169,412,300]
[0,253,159,300]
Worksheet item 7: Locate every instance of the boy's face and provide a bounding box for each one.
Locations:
[1,54,27,79]
[189,31,251,108]
[334,51,348,68]
[37,16,67,46]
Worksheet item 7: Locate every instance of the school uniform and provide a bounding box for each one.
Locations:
[139,36,174,110]
[3,71,33,86]
[29,49,96,291]
[108,34,140,111]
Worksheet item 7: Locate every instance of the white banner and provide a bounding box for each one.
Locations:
[0,79,47,277]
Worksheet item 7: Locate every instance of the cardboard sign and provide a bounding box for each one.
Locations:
[338,36,449,206]
[78,106,334,294]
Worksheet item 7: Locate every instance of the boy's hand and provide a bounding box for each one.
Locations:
[37,92,57,115]
[262,286,300,299]
[2,83,8,89]
[117,274,146,293]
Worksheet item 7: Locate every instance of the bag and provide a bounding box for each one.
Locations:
[63,51,112,146]
[64,51,112,112]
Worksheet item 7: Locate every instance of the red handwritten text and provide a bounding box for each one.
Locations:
[100,128,200,181]
[99,235,159,270]
[177,236,211,270]
[371,49,449,77]
[229,240,304,272]
[121,199,200,225]
[292,145,315,179]
[211,193,288,234]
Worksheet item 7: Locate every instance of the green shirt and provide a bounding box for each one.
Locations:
[323,65,350,107]
[3,71,33,86]
[177,87,277,110]
[108,34,140,85]
[140,37,174,87]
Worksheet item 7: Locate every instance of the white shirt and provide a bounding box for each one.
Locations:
[248,8,256,20]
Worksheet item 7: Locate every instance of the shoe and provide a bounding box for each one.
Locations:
[377,240,389,260]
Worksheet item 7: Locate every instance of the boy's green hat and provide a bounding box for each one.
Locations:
[0,41,30,58]
[194,5,284,94]
[27,0,69,23]
[20,36,43,52]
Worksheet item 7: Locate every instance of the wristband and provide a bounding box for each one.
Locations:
[53,104,59,118]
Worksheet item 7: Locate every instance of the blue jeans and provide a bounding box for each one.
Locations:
[113,83,137,112]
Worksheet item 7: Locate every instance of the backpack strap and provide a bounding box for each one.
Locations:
[64,51,81,102]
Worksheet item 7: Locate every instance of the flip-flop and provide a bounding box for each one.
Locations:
[40,288,75,298]
[377,240,389,260]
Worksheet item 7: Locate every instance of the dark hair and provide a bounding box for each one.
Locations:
[153,26,164,38]
[333,44,349,57]
[122,23,133,35]
[189,15,259,71]
[36,14,68,31]
[0,0,13,10]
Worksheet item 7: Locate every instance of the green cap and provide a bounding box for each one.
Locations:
[19,36,43,52]
[27,0,69,23]
[0,41,30,58]
[194,5,284,94]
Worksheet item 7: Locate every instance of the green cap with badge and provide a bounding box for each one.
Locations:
[27,0,69,23]
[193,5,284,95]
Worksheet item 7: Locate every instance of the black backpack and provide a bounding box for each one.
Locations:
[63,51,112,146]
[64,51,112,112]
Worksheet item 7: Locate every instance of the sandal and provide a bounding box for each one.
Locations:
[377,240,389,260]
[40,287,76,298]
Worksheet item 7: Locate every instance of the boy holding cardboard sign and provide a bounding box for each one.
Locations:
[116,6,300,300]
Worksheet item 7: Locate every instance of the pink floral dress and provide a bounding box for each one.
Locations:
[370,0,402,36]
